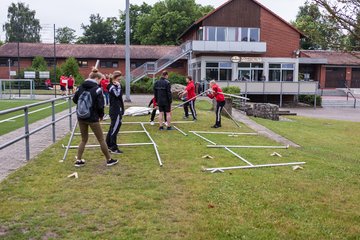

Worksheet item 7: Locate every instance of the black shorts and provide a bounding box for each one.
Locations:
[60,86,66,91]
[158,105,171,113]
[68,86,74,90]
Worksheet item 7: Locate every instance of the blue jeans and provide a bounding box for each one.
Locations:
[104,92,109,106]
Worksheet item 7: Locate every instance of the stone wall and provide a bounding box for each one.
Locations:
[251,103,279,121]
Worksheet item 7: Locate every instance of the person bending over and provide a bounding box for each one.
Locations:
[106,71,125,154]
[148,97,166,126]
[73,68,118,167]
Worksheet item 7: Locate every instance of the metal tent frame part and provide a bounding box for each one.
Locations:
[60,121,164,167]
[190,131,305,172]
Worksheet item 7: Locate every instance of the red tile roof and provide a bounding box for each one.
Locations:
[301,50,360,65]
[0,43,178,59]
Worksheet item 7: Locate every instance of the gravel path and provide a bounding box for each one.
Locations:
[232,109,301,148]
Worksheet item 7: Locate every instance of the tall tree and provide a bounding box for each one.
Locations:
[3,2,41,42]
[135,0,214,45]
[56,27,77,44]
[117,3,153,44]
[311,0,360,50]
[292,3,345,49]
[77,14,117,44]
[348,13,360,51]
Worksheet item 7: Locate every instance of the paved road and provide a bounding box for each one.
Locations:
[282,107,360,122]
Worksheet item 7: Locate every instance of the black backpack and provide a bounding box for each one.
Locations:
[76,90,93,119]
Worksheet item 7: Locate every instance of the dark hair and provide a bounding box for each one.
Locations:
[89,67,103,79]
[162,71,168,77]
[186,76,193,81]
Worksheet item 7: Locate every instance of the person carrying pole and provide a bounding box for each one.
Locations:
[106,71,125,154]
[207,80,225,128]
[154,71,173,130]
[73,68,118,167]
[179,76,197,121]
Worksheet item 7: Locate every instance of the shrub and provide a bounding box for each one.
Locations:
[130,77,154,94]
[168,72,186,85]
[299,95,322,106]
[222,86,241,95]
[61,57,83,84]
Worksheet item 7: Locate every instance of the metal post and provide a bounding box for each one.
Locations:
[0,80,2,99]
[280,80,283,108]
[125,0,131,102]
[68,97,72,130]
[141,123,163,167]
[314,93,317,110]
[17,42,20,98]
[8,58,11,79]
[51,101,56,143]
[24,107,30,161]
[61,120,78,162]
[54,24,57,98]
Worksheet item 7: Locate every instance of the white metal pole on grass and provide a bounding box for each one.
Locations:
[60,119,78,162]
[190,131,257,135]
[207,145,289,149]
[63,142,153,149]
[204,162,306,171]
[140,123,163,167]
[173,125,188,136]
[73,130,146,136]
[223,147,254,166]
[223,107,242,129]
[190,131,217,145]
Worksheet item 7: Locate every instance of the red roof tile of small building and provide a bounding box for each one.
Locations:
[301,50,360,65]
[0,43,178,59]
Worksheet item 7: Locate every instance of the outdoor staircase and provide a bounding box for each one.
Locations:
[321,97,359,108]
[130,41,192,83]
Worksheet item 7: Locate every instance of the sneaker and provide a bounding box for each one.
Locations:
[74,159,86,167]
[159,126,164,130]
[167,126,174,130]
[211,125,221,129]
[109,149,123,154]
[193,118,197,121]
[183,116,189,119]
[107,159,119,166]
[164,122,169,127]
[150,121,155,126]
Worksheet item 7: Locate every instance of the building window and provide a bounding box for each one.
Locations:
[239,28,260,42]
[206,62,232,81]
[238,62,264,81]
[197,28,204,40]
[207,27,216,41]
[228,28,236,41]
[78,60,88,68]
[0,58,18,67]
[100,60,119,68]
[269,63,295,82]
[217,27,226,41]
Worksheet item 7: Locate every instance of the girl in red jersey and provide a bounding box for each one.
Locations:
[207,80,225,128]
[179,76,197,121]
[100,75,110,106]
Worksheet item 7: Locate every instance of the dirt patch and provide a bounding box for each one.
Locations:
[42,231,59,240]
[0,226,8,236]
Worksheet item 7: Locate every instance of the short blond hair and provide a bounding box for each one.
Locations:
[209,80,216,85]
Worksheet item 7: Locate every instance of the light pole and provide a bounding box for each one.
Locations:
[125,0,131,102]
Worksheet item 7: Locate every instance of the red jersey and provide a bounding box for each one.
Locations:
[59,76,68,87]
[185,80,196,100]
[67,77,74,87]
[100,79,109,93]
[207,84,225,102]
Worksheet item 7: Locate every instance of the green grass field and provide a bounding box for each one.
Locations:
[0,99,73,136]
[0,101,359,239]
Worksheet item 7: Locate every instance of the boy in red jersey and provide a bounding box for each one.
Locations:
[179,76,197,121]
[207,80,225,128]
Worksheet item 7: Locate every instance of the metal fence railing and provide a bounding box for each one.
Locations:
[0,96,75,161]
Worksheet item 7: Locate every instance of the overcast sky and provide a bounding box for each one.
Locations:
[0,0,306,42]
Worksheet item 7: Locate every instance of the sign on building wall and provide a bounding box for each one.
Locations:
[240,57,263,63]
[24,71,36,79]
[9,71,16,77]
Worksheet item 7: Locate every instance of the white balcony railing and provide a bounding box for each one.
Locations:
[191,40,266,54]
